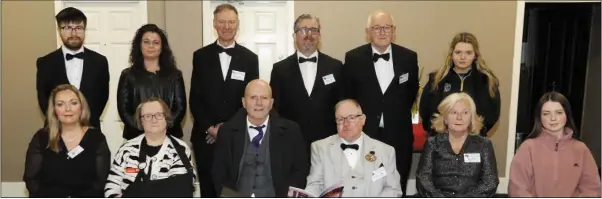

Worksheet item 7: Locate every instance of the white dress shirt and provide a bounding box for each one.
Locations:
[341,134,363,169]
[247,116,270,144]
[62,46,85,89]
[217,41,235,81]
[297,51,319,95]
[372,45,394,128]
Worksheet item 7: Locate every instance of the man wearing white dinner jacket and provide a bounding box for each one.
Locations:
[304,99,403,197]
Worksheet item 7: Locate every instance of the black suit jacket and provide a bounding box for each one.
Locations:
[270,52,343,146]
[36,48,110,129]
[212,109,309,197]
[190,41,259,143]
[341,43,419,146]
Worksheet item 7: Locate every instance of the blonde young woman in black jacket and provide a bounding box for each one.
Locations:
[419,32,500,137]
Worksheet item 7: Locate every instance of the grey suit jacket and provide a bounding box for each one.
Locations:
[305,133,403,197]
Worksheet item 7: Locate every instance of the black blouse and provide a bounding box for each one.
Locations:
[416,133,499,197]
[23,128,110,197]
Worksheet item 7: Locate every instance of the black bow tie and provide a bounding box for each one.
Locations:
[218,46,236,56]
[66,52,84,61]
[340,143,359,151]
[298,57,317,63]
[373,53,390,62]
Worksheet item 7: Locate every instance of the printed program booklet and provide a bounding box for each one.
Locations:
[287,184,344,198]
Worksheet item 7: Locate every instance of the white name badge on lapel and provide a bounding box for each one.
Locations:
[231,70,245,81]
[463,153,481,163]
[322,74,336,85]
[371,166,387,182]
[67,145,84,159]
[399,73,409,84]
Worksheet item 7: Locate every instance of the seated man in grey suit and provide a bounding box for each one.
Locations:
[305,99,403,197]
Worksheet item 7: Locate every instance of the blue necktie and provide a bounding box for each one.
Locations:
[250,125,266,149]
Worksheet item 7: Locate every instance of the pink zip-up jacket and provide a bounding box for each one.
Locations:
[509,128,601,197]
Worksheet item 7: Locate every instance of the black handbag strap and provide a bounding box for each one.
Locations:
[167,135,194,174]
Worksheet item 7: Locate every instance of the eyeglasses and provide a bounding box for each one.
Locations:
[335,114,363,124]
[141,112,166,121]
[370,25,394,34]
[60,26,85,33]
[296,27,320,35]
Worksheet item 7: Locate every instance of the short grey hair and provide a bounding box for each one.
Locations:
[294,14,321,32]
[366,12,395,28]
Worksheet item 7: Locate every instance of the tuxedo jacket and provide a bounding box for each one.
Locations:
[341,43,419,146]
[305,133,403,197]
[36,48,109,128]
[270,52,343,146]
[189,41,259,143]
[212,109,309,197]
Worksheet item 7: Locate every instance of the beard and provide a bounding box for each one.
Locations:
[298,35,317,52]
[62,36,84,50]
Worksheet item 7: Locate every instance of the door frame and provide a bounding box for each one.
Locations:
[53,0,148,49]
[506,0,599,182]
[201,0,295,54]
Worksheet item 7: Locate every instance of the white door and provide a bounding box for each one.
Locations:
[203,1,295,82]
[55,1,147,158]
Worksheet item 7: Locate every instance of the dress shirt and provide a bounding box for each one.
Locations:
[297,51,319,95]
[340,134,364,169]
[372,45,394,127]
[247,116,270,144]
[217,41,235,81]
[62,46,85,89]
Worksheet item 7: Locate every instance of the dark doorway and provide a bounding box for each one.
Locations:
[515,2,600,151]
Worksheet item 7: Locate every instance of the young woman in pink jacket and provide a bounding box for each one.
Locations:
[509,92,601,197]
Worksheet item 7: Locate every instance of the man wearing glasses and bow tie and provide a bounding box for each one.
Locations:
[270,14,343,153]
[305,99,402,197]
[36,7,109,130]
[341,11,419,196]
[190,3,260,197]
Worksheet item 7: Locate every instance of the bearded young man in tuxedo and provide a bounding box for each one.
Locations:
[36,7,109,129]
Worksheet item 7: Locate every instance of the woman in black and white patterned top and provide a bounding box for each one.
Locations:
[105,97,196,197]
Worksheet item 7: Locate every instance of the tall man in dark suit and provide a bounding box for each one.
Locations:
[270,14,343,150]
[212,79,309,197]
[190,3,260,198]
[36,7,109,129]
[341,11,419,196]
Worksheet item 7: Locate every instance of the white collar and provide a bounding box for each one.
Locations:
[296,51,318,59]
[246,116,270,129]
[217,40,236,49]
[61,45,84,57]
[371,44,391,55]
[340,132,364,145]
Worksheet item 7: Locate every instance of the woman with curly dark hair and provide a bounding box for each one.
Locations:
[117,24,186,140]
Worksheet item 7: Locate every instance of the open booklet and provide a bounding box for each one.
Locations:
[287,184,344,198]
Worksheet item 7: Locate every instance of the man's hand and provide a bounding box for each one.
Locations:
[205,123,225,144]
[205,134,216,144]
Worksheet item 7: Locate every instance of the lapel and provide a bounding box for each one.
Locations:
[362,44,384,96]
[310,52,328,98]
[361,134,378,183]
[268,111,286,178]
[230,109,247,177]
[328,136,344,178]
[79,47,95,93]
[384,44,403,95]
[209,41,226,83]
[287,54,311,98]
[224,42,243,85]
[53,48,70,84]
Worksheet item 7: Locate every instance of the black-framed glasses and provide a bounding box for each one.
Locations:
[370,25,394,33]
[335,114,364,124]
[60,26,85,33]
[296,27,320,35]
[141,112,166,121]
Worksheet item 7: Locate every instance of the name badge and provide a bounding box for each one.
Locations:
[371,166,387,182]
[399,73,409,84]
[231,70,245,81]
[464,153,481,163]
[322,74,336,85]
[67,145,84,159]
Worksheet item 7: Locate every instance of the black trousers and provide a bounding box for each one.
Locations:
[374,127,413,197]
[193,140,217,198]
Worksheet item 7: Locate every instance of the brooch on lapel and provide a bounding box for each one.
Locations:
[365,151,376,162]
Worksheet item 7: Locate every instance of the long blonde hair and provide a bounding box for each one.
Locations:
[46,84,91,153]
[431,93,483,135]
[431,32,499,97]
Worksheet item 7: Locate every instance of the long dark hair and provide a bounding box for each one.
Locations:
[527,91,579,139]
[129,24,177,75]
